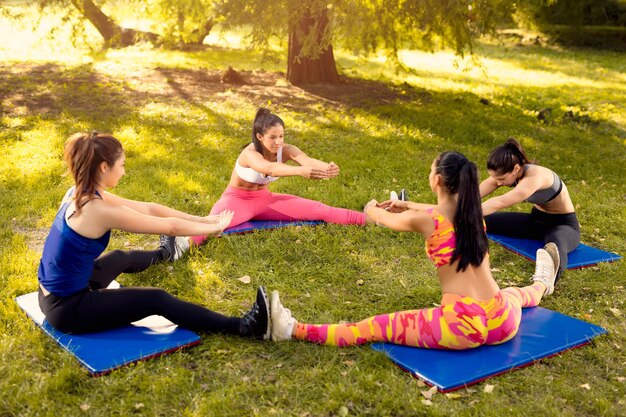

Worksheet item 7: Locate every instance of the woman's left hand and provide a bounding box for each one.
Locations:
[200,214,223,224]
[326,162,340,178]
[364,199,379,213]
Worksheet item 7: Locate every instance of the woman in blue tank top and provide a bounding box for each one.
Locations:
[37,131,269,339]
[479,138,580,284]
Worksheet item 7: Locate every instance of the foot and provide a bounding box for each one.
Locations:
[270,290,297,342]
[399,188,408,201]
[543,242,560,280]
[532,248,556,296]
[239,286,270,340]
[159,235,190,262]
[390,191,399,201]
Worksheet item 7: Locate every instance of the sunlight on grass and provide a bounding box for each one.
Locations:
[3,123,62,177]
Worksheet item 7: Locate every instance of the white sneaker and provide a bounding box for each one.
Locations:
[174,236,190,260]
[543,242,560,279]
[390,191,399,201]
[532,248,556,295]
[270,291,296,342]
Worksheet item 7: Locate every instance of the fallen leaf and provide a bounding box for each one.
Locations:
[421,386,438,400]
[80,404,90,411]
[124,241,131,247]
[167,266,174,272]
[392,177,398,183]
[238,275,251,284]
[580,383,591,390]
[134,403,144,409]
[421,399,433,406]
[614,376,625,383]
[356,279,364,286]
[490,268,501,272]
[343,360,355,367]
[275,363,283,368]
[340,371,348,377]
[338,405,349,416]
[484,384,495,393]
[197,270,204,276]
[609,308,622,317]
[445,393,462,399]
[416,379,426,387]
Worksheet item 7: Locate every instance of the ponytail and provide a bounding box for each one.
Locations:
[63,131,123,213]
[435,152,488,272]
[487,138,532,175]
[251,108,284,154]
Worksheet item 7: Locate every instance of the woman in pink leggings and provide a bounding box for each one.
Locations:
[269,151,559,349]
[180,108,370,248]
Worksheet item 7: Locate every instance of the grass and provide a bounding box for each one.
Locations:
[1,5,626,417]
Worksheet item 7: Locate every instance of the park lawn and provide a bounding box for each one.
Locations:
[1,9,625,417]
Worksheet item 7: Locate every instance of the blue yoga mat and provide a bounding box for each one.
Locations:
[372,307,607,392]
[488,233,621,269]
[223,220,324,235]
[15,285,201,376]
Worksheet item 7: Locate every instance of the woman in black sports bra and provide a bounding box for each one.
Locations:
[480,138,580,283]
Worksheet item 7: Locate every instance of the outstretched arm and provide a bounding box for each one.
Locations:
[99,202,234,237]
[102,192,216,223]
[364,200,431,234]
[481,177,542,216]
[241,147,330,179]
[285,144,340,178]
[479,177,499,199]
[377,199,435,213]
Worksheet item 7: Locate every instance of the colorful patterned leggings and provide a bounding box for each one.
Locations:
[191,186,367,245]
[294,283,546,349]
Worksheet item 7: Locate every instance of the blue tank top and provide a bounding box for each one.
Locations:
[38,187,110,297]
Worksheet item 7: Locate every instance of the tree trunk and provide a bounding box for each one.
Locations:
[287,10,339,85]
[71,0,159,47]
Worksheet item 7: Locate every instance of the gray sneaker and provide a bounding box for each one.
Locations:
[159,235,190,262]
[543,242,560,280]
[270,291,297,342]
[532,248,556,296]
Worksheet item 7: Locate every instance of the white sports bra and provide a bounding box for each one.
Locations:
[234,147,283,185]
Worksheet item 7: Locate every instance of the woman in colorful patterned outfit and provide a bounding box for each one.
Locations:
[269,151,558,348]
[37,131,269,339]
[480,138,579,282]
[164,108,370,253]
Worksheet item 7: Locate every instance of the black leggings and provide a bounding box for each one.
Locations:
[485,208,580,279]
[39,249,241,335]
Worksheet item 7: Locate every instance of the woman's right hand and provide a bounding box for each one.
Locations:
[211,210,234,236]
[301,166,329,180]
[377,199,408,213]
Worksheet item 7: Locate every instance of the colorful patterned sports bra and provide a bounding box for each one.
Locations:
[424,208,487,268]
[424,208,456,268]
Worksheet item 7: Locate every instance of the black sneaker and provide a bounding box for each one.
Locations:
[239,286,270,340]
[399,189,408,201]
[158,235,189,262]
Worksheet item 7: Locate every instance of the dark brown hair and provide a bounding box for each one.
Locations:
[486,138,532,175]
[435,151,489,272]
[252,108,284,154]
[63,131,123,212]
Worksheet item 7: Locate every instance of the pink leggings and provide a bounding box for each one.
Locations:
[191,186,367,245]
[294,283,546,349]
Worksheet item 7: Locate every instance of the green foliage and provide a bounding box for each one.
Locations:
[219,0,515,62]
[143,0,216,45]
[517,0,626,27]
[541,24,626,50]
